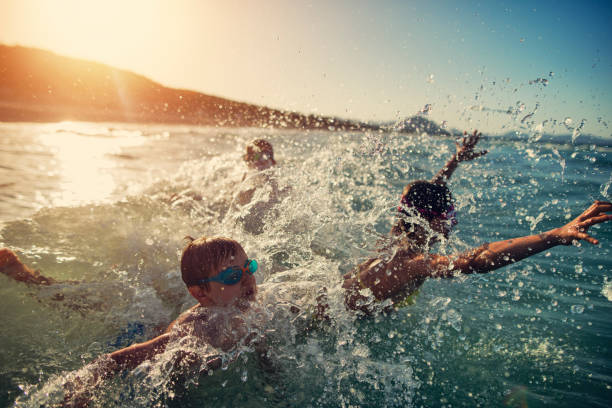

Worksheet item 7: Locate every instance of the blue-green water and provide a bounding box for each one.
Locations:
[0,122,611,407]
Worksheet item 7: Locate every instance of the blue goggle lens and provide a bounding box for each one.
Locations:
[246,259,258,274]
[197,259,257,286]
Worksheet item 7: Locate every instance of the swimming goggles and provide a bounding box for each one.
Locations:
[196,259,258,286]
[398,202,457,225]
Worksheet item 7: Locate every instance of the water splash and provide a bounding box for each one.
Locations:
[600,173,612,199]
[570,304,585,314]
[603,277,612,301]
[528,77,549,86]
[571,119,587,143]
[3,125,612,407]
[419,103,433,115]
[551,149,566,182]
[525,212,545,231]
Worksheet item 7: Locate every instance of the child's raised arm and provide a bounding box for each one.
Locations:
[431,130,487,185]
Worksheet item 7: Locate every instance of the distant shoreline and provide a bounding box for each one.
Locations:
[0,45,381,132]
[0,100,380,131]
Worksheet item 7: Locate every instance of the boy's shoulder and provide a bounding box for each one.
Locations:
[164,304,207,332]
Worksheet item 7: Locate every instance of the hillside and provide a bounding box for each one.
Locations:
[0,45,379,131]
[391,115,451,136]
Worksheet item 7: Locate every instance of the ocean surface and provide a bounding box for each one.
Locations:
[0,121,611,407]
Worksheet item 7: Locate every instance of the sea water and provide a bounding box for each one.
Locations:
[0,122,611,407]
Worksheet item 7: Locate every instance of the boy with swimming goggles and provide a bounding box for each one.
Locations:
[61,236,262,405]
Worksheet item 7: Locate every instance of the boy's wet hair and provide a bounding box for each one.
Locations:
[180,236,243,288]
[393,180,454,235]
[244,139,276,164]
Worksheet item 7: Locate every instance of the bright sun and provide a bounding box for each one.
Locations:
[3,0,169,70]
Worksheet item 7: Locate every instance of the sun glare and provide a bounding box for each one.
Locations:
[37,122,147,207]
[7,0,169,71]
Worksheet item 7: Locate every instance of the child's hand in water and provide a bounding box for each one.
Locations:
[62,357,118,407]
[0,248,52,284]
[551,201,612,245]
[456,130,487,162]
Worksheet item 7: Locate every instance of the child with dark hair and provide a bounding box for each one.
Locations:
[233,138,289,234]
[236,139,278,206]
[343,132,484,310]
[341,131,612,314]
[391,130,485,242]
[344,199,612,313]
[243,138,277,171]
[392,180,455,241]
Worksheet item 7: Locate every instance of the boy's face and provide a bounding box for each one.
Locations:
[192,246,258,308]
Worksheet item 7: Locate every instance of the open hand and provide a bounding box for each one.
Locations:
[553,201,612,245]
[456,130,487,162]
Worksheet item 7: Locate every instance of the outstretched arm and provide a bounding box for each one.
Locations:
[63,331,221,405]
[62,333,172,405]
[346,201,611,305]
[431,130,487,185]
[0,248,56,285]
[444,201,612,276]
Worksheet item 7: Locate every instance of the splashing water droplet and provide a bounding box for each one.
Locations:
[570,305,585,314]
[419,104,433,115]
[571,119,586,143]
[564,117,573,128]
[552,149,566,182]
[600,277,612,301]
[446,309,462,331]
[600,174,612,199]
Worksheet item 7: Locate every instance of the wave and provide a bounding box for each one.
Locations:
[489,131,612,148]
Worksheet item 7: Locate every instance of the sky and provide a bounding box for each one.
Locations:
[1,0,611,136]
